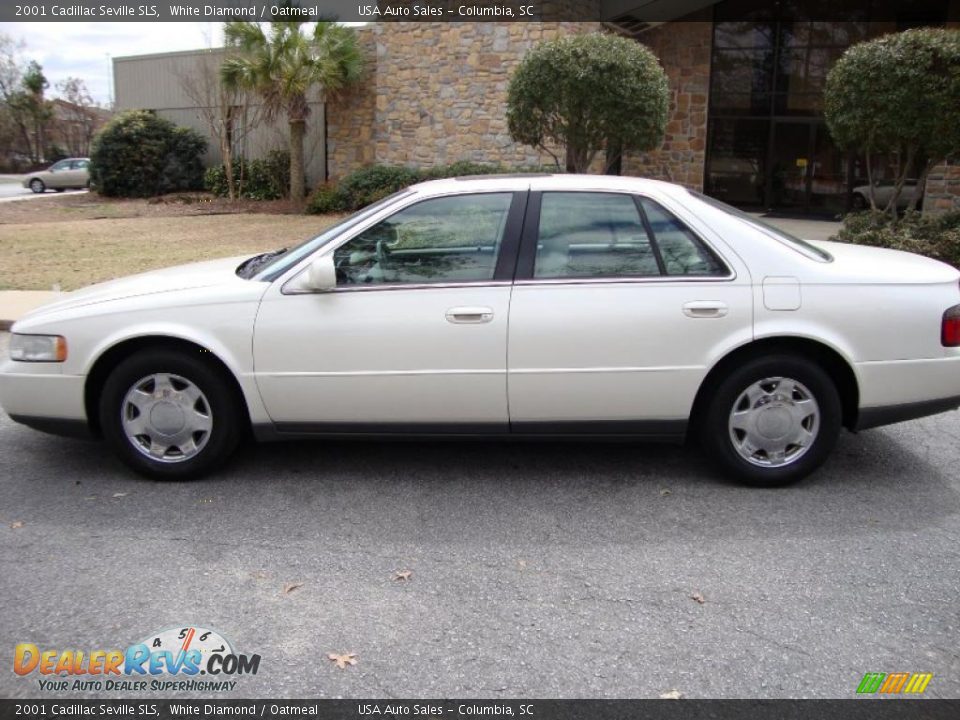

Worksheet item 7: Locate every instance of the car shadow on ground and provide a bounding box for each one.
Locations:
[12,418,957,546]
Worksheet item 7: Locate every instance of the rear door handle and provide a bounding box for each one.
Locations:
[683,301,728,318]
[446,306,494,324]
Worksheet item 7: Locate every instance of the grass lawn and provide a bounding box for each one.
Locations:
[0,194,344,291]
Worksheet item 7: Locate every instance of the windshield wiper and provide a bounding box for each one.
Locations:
[236,248,287,279]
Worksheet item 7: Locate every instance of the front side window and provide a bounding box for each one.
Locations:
[334,193,513,286]
[535,193,659,278]
[72,160,89,169]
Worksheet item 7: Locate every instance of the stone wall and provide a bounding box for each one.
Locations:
[326,22,600,179]
[621,14,713,191]
[326,29,378,182]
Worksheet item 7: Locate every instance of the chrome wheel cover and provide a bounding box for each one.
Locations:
[121,373,213,463]
[728,376,820,468]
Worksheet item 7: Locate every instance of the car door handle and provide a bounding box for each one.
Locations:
[446,306,494,324]
[683,301,728,318]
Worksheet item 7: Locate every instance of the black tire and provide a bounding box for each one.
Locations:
[851,193,867,211]
[29,178,44,193]
[700,355,841,487]
[55,187,65,193]
[99,349,243,480]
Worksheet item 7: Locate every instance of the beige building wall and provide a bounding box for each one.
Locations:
[113,49,326,186]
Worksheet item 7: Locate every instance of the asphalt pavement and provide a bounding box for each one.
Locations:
[0,175,87,202]
[0,331,958,699]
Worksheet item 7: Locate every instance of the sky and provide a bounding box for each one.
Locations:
[0,22,230,105]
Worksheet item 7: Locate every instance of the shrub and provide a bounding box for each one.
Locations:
[825,29,960,213]
[306,182,349,214]
[833,210,960,268]
[507,32,669,172]
[204,150,292,201]
[336,164,421,209]
[90,110,206,197]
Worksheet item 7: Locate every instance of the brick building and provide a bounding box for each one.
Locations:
[114,0,960,215]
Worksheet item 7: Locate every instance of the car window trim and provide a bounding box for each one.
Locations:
[281,189,528,295]
[514,189,735,283]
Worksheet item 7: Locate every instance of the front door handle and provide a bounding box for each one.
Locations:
[683,301,728,318]
[446,306,494,324]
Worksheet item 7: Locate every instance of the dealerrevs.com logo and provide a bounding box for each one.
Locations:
[13,626,261,693]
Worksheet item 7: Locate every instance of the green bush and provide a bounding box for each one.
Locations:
[306,183,349,214]
[204,150,291,201]
[90,110,206,197]
[833,210,960,268]
[306,162,545,214]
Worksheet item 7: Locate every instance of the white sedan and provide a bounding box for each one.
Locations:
[2,175,959,486]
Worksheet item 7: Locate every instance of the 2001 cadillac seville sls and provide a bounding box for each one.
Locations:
[2,175,959,486]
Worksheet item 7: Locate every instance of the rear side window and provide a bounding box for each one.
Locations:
[533,192,727,279]
[535,193,659,278]
[637,197,727,277]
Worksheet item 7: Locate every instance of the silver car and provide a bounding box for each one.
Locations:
[22,158,90,193]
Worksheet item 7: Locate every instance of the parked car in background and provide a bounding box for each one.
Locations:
[2,175,960,486]
[22,158,90,193]
[851,179,919,211]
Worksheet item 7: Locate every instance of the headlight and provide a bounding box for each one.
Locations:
[9,334,68,362]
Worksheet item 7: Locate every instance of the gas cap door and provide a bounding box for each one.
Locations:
[763,276,801,311]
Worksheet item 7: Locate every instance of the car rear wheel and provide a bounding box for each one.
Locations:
[29,179,44,193]
[700,355,841,487]
[99,349,243,480]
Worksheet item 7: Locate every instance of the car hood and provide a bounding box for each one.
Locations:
[20,255,254,320]
[810,240,960,284]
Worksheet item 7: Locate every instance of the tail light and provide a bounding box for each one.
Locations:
[944,304,960,347]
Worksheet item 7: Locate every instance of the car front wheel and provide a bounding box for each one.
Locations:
[99,349,243,480]
[701,355,841,487]
[29,179,44,193]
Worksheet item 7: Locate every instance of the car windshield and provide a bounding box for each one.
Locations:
[689,190,832,262]
[248,189,415,281]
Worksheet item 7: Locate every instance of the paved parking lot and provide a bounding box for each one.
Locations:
[1,331,958,699]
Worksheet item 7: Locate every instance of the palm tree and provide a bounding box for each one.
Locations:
[221,21,364,207]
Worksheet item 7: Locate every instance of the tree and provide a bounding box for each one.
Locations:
[90,110,207,197]
[220,20,365,207]
[53,77,101,157]
[825,28,960,215]
[176,52,264,200]
[0,39,53,164]
[506,33,669,173]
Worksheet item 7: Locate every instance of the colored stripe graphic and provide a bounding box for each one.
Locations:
[857,673,886,694]
[903,673,933,694]
[880,672,910,693]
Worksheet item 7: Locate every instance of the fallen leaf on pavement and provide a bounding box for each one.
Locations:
[10,521,24,529]
[660,689,683,699]
[282,582,304,595]
[327,652,357,669]
[659,488,672,496]
[690,592,705,604]
[112,492,127,498]
[393,570,413,581]
[249,570,269,580]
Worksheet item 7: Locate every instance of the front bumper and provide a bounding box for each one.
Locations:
[0,360,88,435]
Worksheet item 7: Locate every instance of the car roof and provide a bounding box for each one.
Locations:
[410,173,689,198]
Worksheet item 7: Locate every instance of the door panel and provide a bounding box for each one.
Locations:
[507,282,751,426]
[254,286,511,427]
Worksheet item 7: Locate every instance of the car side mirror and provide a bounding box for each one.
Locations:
[300,254,337,292]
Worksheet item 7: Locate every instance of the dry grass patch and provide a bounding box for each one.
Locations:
[0,213,344,291]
